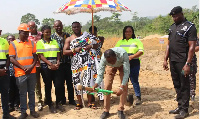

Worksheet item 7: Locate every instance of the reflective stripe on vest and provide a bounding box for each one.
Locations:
[16,56,34,60]
[14,64,32,69]
[37,48,59,52]
[0,50,8,53]
[119,44,137,47]
[0,60,6,65]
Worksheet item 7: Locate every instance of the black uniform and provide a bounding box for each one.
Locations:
[168,19,197,112]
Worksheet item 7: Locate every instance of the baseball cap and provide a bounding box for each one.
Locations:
[169,6,183,15]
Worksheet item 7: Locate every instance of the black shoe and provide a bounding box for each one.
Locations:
[49,105,57,113]
[56,104,65,112]
[135,96,141,105]
[117,110,125,119]
[100,111,110,119]
[37,102,43,111]
[18,113,28,119]
[175,110,189,119]
[2,114,16,119]
[169,107,181,114]
[69,100,77,105]
[30,111,40,118]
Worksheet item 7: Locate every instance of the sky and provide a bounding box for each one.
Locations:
[0,0,199,34]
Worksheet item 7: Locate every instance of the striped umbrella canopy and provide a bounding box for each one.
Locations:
[54,0,131,33]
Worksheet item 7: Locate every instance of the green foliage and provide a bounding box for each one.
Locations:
[20,13,40,25]
[41,18,55,27]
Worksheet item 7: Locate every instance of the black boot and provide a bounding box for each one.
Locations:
[169,107,181,114]
[175,110,189,119]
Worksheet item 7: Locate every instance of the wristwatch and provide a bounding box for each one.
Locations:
[186,62,191,66]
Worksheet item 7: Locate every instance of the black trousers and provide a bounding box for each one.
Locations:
[56,63,75,104]
[0,75,10,115]
[169,61,190,112]
[9,76,20,107]
[40,67,57,106]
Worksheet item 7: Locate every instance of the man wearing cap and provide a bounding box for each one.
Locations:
[9,23,40,119]
[0,29,16,119]
[28,21,44,111]
[163,6,197,119]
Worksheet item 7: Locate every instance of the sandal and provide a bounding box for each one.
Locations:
[88,103,97,109]
[74,104,83,110]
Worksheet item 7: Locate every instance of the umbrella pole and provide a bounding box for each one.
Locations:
[92,9,94,34]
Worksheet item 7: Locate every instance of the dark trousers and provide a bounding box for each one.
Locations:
[0,75,10,115]
[169,61,190,112]
[56,63,75,104]
[189,57,197,96]
[9,76,20,108]
[129,65,141,97]
[40,67,57,106]
[35,67,42,103]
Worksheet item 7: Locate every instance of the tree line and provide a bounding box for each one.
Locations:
[1,5,199,39]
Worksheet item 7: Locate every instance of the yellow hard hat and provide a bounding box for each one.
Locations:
[17,23,30,31]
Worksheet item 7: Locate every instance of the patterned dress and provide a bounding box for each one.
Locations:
[70,32,102,96]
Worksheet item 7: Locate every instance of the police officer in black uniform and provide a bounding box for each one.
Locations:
[163,6,197,119]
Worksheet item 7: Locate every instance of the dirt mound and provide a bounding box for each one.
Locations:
[142,34,162,40]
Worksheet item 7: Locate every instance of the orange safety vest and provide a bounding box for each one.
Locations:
[9,39,36,77]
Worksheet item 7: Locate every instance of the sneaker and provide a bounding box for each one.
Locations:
[49,105,57,113]
[56,104,65,112]
[18,113,28,119]
[100,111,110,119]
[191,95,195,101]
[117,110,125,119]
[2,113,16,119]
[135,96,141,105]
[37,103,43,111]
[30,111,40,118]
[69,100,77,105]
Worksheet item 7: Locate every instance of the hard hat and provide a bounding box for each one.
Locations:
[17,23,30,31]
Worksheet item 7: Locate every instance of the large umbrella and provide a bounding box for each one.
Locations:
[54,0,131,33]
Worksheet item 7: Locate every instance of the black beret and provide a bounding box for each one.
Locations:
[169,6,182,15]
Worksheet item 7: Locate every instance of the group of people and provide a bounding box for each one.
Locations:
[0,6,198,119]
